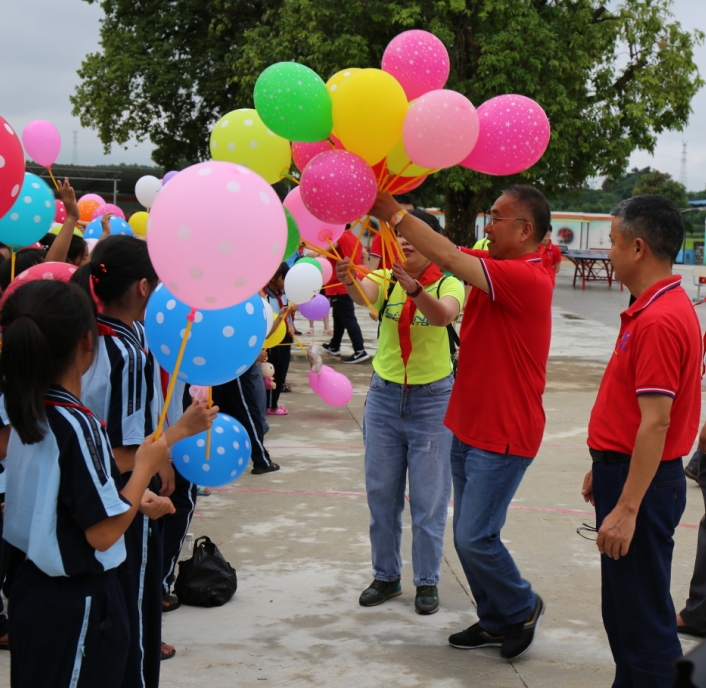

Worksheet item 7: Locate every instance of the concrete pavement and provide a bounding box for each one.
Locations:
[1,264,704,686]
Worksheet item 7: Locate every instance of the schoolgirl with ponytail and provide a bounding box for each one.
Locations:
[0,280,171,687]
[72,235,217,686]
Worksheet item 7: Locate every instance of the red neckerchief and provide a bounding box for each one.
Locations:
[97,322,118,337]
[397,262,445,386]
[44,400,107,428]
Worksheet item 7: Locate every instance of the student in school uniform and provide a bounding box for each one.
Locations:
[0,279,171,687]
[72,236,216,687]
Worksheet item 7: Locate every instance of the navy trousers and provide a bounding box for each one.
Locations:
[119,493,164,688]
[10,560,129,688]
[594,458,686,688]
[162,467,197,594]
[213,366,272,470]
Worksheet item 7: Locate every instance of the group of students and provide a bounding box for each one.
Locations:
[0,179,294,687]
[341,185,702,687]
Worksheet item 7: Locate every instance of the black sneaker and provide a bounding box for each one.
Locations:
[414,585,439,615]
[359,579,401,607]
[449,623,505,649]
[500,595,545,659]
[343,350,370,364]
[322,342,341,356]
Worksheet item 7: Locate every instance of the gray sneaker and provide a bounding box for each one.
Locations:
[343,350,370,364]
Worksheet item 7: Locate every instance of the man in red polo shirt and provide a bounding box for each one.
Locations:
[580,195,701,687]
[537,229,562,287]
[371,184,553,660]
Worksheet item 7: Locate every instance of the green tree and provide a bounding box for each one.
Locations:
[73,0,703,246]
[632,169,689,207]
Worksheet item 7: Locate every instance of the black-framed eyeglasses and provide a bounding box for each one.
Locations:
[486,216,529,226]
[576,523,598,541]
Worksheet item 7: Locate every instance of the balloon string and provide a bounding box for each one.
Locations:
[382,161,413,193]
[155,309,196,440]
[348,262,378,319]
[300,238,339,261]
[289,330,310,355]
[10,248,17,282]
[325,238,341,260]
[280,170,300,185]
[205,386,212,461]
[46,167,60,192]
[375,159,389,189]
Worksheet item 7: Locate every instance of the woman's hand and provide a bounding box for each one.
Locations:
[392,262,417,295]
[335,258,354,285]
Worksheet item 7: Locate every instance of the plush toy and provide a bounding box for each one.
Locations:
[261,362,276,390]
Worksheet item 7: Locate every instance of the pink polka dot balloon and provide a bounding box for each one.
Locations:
[402,90,480,170]
[147,161,287,310]
[460,95,550,176]
[91,203,126,221]
[300,150,377,225]
[55,200,66,223]
[0,116,25,221]
[283,186,345,250]
[382,30,450,102]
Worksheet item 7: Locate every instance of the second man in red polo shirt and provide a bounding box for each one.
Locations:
[582,195,702,688]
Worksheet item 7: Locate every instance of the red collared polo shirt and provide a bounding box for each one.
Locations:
[588,276,702,460]
[324,230,363,296]
[444,249,553,458]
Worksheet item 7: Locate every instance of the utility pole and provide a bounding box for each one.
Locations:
[71,130,79,166]
[680,140,687,189]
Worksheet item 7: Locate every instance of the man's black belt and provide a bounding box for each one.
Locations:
[590,449,631,464]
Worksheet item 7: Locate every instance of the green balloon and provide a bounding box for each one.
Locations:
[298,256,323,273]
[254,62,333,142]
[284,207,301,259]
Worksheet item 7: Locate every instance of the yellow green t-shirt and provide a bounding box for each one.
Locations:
[372,270,465,385]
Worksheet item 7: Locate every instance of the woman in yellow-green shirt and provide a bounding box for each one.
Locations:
[335,209,464,616]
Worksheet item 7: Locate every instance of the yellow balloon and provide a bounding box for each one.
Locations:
[332,69,407,165]
[129,211,149,237]
[263,320,287,349]
[387,138,433,177]
[210,109,291,184]
[326,68,361,137]
[49,224,83,237]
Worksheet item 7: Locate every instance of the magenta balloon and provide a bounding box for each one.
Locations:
[283,186,345,250]
[402,90,480,170]
[309,364,334,396]
[147,161,287,310]
[22,120,61,167]
[460,95,550,176]
[0,116,25,221]
[298,293,330,321]
[79,193,106,206]
[316,256,333,283]
[163,170,179,184]
[381,30,450,101]
[318,366,353,407]
[300,150,377,225]
[91,203,126,221]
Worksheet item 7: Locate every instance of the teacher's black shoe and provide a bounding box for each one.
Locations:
[414,585,439,615]
[359,579,401,606]
[501,595,545,659]
[449,623,505,649]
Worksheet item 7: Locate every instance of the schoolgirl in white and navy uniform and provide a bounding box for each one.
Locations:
[0,279,153,688]
[74,237,167,688]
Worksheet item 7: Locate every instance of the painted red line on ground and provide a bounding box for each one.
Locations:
[265,445,365,450]
[210,487,698,529]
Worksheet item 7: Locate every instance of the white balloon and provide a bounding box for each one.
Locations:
[135,175,162,208]
[284,262,323,305]
[261,296,274,335]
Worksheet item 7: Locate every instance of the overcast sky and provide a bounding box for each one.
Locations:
[1,0,704,188]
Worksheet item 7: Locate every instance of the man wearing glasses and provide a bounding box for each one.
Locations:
[370,184,552,660]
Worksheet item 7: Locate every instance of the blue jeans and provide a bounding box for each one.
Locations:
[451,438,536,633]
[363,372,454,586]
[594,458,686,688]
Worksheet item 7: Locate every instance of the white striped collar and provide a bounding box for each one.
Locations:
[625,276,682,316]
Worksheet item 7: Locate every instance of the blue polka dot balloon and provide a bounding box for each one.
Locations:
[0,172,55,247]
[171,413,251,487]
[83,215,133,239]
[145,283,268,386]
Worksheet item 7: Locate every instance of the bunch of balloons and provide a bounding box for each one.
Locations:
[204,29,550,248]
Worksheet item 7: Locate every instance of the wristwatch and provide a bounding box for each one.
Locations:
[405,280,423,298]
[389,209,408,226]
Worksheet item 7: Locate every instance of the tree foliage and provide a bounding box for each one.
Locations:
[632,169,689,207]
[73,0,703,245]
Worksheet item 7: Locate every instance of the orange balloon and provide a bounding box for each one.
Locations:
[77,199,100,223]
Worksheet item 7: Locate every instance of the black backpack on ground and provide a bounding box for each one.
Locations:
[174,536,237,607]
